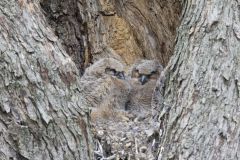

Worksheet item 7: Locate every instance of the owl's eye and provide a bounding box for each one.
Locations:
[105,68,125,79]
[150,70,158,79]
[105,68,116,76]
[151,70,157,74]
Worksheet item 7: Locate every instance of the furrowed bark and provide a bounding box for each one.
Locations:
[153,0,240,159]
[0,0,93,159]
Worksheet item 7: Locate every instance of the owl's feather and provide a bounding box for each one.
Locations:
[127,60,163,112]
[80,58,131,116]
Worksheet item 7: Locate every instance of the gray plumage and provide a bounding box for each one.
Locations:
[80,58,131,120]
[127,60,163,112]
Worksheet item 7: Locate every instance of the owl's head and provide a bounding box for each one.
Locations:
[130,60,163,85]
[84,58,125,79]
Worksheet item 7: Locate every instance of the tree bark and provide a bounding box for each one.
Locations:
[3,0,239,159]
[153,0,240,159]
[114,0,181,66]
[0,0,93,159]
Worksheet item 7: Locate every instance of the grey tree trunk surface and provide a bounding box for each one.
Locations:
[0,0,93,159]
[153,0,240,159]
[1,0,239,159]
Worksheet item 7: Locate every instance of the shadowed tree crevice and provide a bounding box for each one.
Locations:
[40,0,91,75]
[40,0,182,72]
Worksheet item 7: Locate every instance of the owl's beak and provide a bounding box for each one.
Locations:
[139,75,148,85]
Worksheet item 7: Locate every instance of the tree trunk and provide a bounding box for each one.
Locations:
[113,0,181,66]
[0,0,93,159]
[153,0,240,159]
[2,0,238,159]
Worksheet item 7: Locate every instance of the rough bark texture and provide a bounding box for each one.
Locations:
[0,0,183,159]
[2,0,239,159]
[40,0,90,75]
[96,0,181,67]
[48,0,180,68]
[153,0,240,159]
[0,0,93,159]
[113,0,181,66]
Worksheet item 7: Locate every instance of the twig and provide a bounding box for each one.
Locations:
[101,154,116,160]
[134,138,140,160]
[94,139,116,160]
[97,140,103,154]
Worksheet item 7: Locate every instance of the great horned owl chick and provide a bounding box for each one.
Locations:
[127,60,163,113]
[80,58,131,120]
